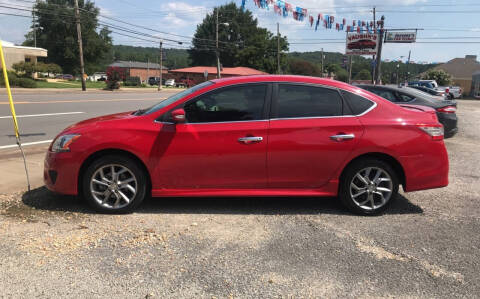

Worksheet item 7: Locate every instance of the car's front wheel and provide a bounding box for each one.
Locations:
[339,159,399,215]
[82,155,147,213]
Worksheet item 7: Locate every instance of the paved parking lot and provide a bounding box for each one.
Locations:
[0,99,479,298]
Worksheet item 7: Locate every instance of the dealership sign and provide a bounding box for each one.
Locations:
[345,33,379,56]
[384,31,417,43]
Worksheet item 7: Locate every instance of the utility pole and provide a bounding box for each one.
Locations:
[33,11,36,48]
[158,40,163,91]
[215,8,221,79]
[405,50,411,83]
[277,22,280,74]
[147,58,149,83]
[372,6,376,84]
[348,56,353,84]
[374,15,385,84]
[74,0,86,91]
[321,48,324,77]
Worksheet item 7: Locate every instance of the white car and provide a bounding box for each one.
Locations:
[165,79,175,87]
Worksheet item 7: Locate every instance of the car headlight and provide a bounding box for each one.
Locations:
[51,134,81,152]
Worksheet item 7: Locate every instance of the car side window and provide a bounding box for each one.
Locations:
[183,84,267,123]
[340,90,375,115]
[275,84,342,118]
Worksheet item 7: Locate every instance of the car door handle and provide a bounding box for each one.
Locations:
[330,134,355,142]
[238,136,263,144]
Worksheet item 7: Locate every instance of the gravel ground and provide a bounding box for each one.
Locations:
[1,100,479,298]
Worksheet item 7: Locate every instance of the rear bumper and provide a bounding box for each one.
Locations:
[437,112,458,138]
[44,151,80,195]
[400,141,449,192]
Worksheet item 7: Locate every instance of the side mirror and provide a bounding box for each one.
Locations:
[171,108,186,123]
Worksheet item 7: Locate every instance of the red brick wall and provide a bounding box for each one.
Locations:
[170,72,237,85]
[127,68,168,82]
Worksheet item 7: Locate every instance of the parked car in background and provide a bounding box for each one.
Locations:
[176,78,195,88]
[409,85,448,99]
[56,74,74,80]
[44,75,449,215]
[436,86,463,99]
[409,81,436,89]
[357,84,458,138]
[165,79,175,87]
[148,77,165,86]
[97,77,106,82]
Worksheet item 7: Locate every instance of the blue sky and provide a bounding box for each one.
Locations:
[1,0,479,63]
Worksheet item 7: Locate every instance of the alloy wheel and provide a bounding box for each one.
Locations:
[349,167,393,211]
[90,164,137,210]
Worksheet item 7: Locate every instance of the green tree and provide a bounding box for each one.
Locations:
[287,59,321,76]
[46,63,63,76]
[335,68,349,82]
[324,63,340,77]
[23,0,112,75]
[354,69,372,81]
[189,3,289,74]
[422,69,452,86]
[12,62,36,77]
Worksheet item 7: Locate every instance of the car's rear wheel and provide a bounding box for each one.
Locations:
[82,155,147,213]
[339,159,399,215]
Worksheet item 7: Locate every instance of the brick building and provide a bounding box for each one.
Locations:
[168,66,267,84]
[108,61,168,83]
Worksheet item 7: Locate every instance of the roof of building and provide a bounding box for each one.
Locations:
[433,55,480,80]
[1,40,47,51]
[109,61,168,70]
[169,66,268,76]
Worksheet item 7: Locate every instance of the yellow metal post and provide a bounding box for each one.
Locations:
[0,41,20,138]
[0,40,31,191]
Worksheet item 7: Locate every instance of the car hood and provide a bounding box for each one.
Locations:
[64,111,135,132]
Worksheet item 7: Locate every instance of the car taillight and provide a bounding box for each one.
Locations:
[417,125,444,141]
[437,106,456,113]
[445,88,450,93]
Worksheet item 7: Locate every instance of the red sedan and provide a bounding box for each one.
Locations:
[44,75,449,215]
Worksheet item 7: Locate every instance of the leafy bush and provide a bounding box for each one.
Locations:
[0,70,36,87]
[354,69,372,81]
[422,69,452,86]
[17,78,37,88]
[124,76,141,86]
[335,69,349,82]
[106,66,126,90]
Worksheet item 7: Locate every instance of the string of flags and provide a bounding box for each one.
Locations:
[241,0,382,34]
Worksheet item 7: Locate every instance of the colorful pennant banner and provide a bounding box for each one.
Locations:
[242,0,381,33]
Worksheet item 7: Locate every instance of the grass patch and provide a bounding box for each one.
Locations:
[34,80,107,89]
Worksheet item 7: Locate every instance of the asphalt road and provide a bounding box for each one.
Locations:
[0,89,177,148]
[0,97,479,297]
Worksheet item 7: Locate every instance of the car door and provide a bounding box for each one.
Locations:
[267,83,364,189]
[154,83,270,189]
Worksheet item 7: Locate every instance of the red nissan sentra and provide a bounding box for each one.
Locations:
[44,75,449,215]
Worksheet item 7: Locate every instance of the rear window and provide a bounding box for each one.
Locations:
[341,90,375,115]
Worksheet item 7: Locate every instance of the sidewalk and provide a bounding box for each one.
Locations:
[0,145,47,193]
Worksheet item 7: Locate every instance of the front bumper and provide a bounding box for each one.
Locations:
[44,151,81,195]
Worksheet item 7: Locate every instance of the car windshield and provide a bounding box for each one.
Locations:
[140,81,214,115]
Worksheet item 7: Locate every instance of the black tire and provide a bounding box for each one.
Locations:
[82,155,147,213]
[339,158,399,215]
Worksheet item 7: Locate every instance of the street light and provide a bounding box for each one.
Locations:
[215,11,229,79]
